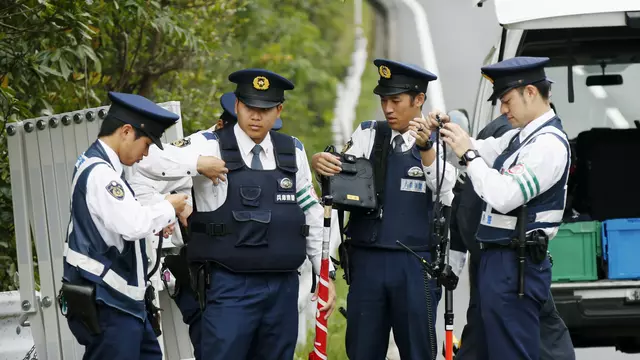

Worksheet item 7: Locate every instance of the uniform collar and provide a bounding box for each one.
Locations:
[97,139,123,175]
[390,129,415,148]
[519,108,556,141]
[390,113,425,148]
[233,123,273,157]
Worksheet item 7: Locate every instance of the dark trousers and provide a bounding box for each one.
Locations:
[457,251,575,360]
[173,284,202,359]
[345,248,442,360]
[68,304,162,360]
[200,269,299,360]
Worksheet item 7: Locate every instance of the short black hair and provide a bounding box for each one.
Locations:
[406,91,425,110]
[517,80,551,100]
[97,115,145,139]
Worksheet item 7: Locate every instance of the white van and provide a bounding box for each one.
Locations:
[472,0,640,353]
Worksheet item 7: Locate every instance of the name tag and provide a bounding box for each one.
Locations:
[275,193,296,203]
[400,179,426,193]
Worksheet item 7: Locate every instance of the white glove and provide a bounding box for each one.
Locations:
[448,250,468,278]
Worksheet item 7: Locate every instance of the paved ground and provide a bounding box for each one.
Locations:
[377,0,637,358]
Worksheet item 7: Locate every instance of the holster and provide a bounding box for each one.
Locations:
[145,285,162,337]
[191,262,211,312]
[59,282,102,335]
[338,241,351,285]
[163,246,191,294]
[525,231,549,265]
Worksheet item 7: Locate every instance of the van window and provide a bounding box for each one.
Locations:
[546,63,640,139]
[516,25,640,139]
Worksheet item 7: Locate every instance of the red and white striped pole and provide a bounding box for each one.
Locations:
[309,195,333,360]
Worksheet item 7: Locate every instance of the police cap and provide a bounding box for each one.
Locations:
[228,69,295,109]
[106,92,179,150]
[481,56,553,101]
[373,58,437,96]
[220,91,283,130]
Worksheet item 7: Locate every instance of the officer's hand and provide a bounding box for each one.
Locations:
[159,224,175,239]
[427,109,450,130]
[440,123,473,158]
[178,204,192,227]
[166,193,188,214]
[312,152,342,176]
[196,156,228,185]
[449,250,467,278]
[314,278,337,319]
[409,117,432,149]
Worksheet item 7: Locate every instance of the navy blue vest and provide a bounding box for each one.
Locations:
[63,141,149,320]
[476,117,570,244]
[188,127,308,272]
[346,123,434,251]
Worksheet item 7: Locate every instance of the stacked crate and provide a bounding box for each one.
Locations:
[549,219,640,282]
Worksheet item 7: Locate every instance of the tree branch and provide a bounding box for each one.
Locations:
[115,31,130,91]
[129,24,145,74]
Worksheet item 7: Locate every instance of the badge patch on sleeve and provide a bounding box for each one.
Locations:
[106,181,125,200]
[170,138,191,148]
[400,179,426,193]
[507,164,525,175]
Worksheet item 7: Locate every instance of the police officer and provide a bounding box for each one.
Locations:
[130,69,337,359]
[312,58,461,360]
[61,92,188,360]
[212,91,284,131]
[429,56,571,360]
[129,91,286,360]
[450,111,574,360]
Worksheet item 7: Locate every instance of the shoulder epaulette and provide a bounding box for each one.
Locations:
[360,120,377,130]
[293,137,304,151]
[202,131,219,141]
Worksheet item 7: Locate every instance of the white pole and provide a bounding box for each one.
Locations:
[355,0,363,37]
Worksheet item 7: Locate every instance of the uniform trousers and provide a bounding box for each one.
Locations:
[456,252,575,360]
[475,249,552,360]
[201,268,299,360]
[67,303,162,360]
[345,247,442,360]
[173,284,202,359]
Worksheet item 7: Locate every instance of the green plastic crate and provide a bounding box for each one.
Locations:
[548,221,600,282]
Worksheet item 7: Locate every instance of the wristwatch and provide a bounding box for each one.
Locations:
[416,139,434,152]
[329,270,337,281]
[459,149,480,166]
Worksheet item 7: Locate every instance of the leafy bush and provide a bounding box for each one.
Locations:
[0,0,366,290]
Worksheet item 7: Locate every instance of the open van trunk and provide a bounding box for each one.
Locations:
[473,2,640,353]
[516,17,640,354]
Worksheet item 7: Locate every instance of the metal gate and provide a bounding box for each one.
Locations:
[5,101,195,360]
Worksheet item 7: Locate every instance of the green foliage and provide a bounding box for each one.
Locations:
[354,3,380,128]
[0,0,373,295]
[294,269,350,358]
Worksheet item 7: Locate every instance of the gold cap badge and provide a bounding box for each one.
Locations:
[253,76,270,90]
[379,65,391,79]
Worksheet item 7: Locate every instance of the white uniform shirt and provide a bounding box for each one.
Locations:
[343,120,457,204]
[463,109,569,239]
[81,140,177,287]
[130,124,332,275]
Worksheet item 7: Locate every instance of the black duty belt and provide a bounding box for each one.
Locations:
[191,222,310,237]
[478,232,547,251]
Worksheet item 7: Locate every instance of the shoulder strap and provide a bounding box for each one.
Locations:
[218,126,244,171]
[271,131,298,174]
[372,120,392,208]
